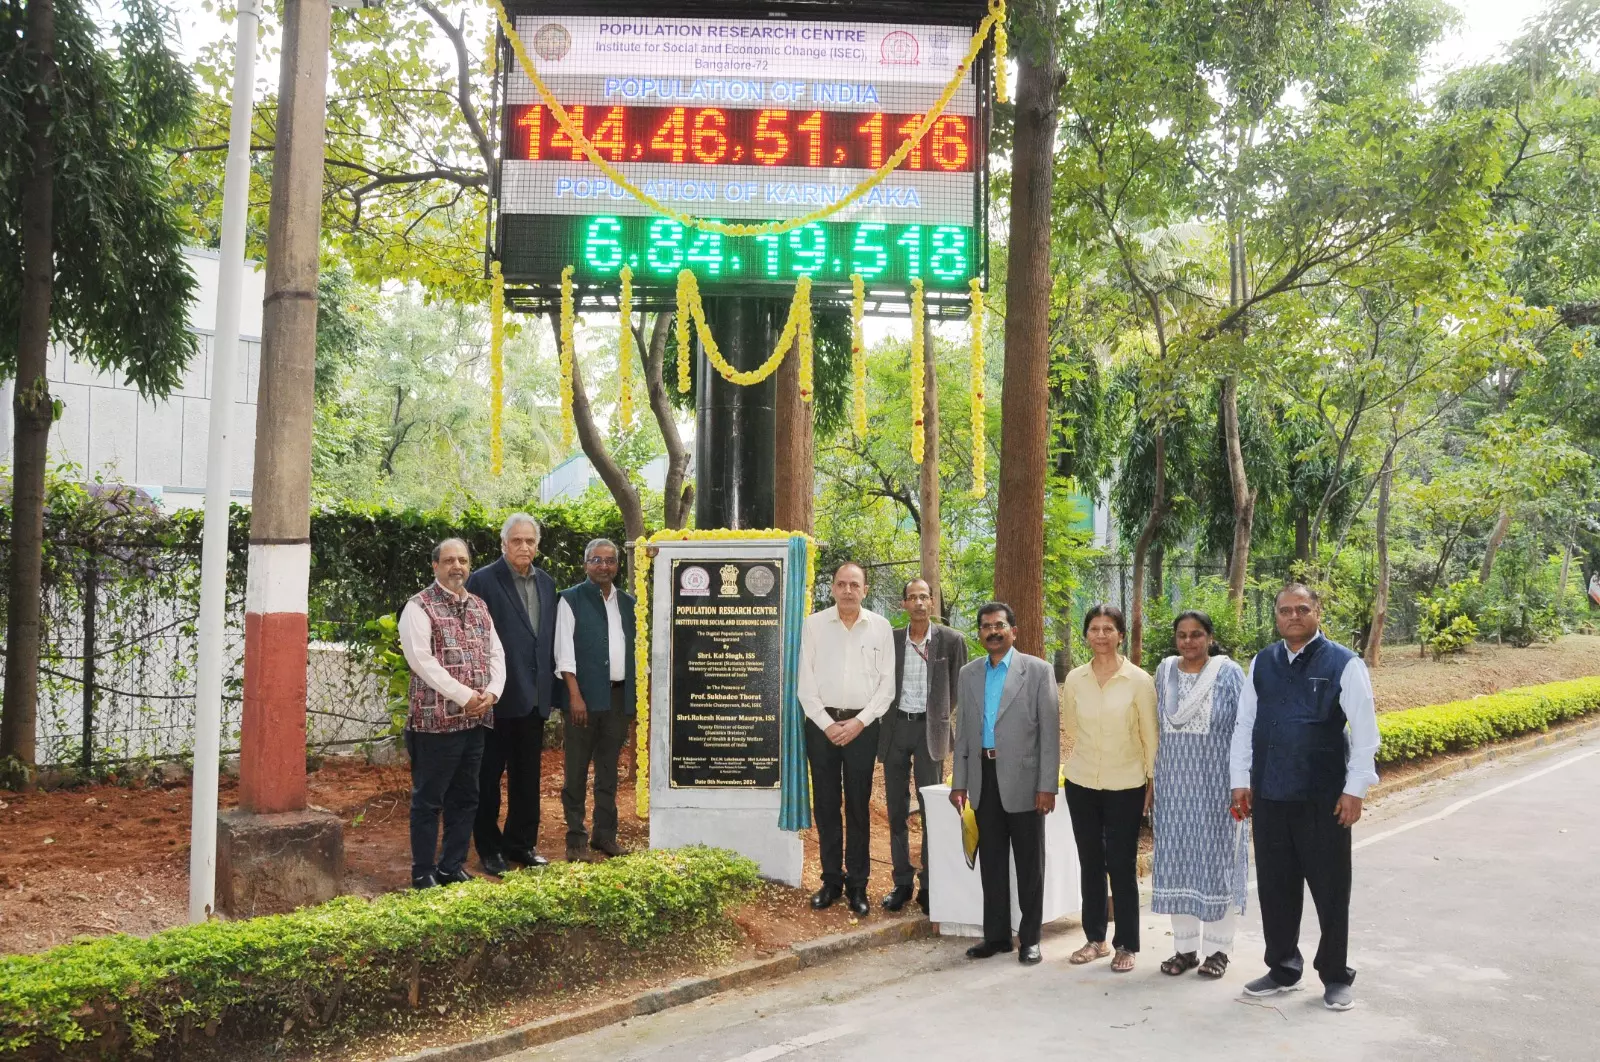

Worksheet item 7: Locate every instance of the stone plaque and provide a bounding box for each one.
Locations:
[668,557,783,788]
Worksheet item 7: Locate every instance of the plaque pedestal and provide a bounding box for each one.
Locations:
[648,539,804,886]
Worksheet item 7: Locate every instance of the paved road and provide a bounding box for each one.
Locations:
[513,731,1600,1062]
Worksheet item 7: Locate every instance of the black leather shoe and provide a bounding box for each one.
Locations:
[810,883,842,910]
[435,867,473,885]
[591,837,626,857]
[915,887,930,914]
[411,873,438,890]
[846,886,871,917]
[881,884,914,912]
[480,853,510,876]
[504,848,549,868]
[966,939,1014,959]
[1019,944,1043,965]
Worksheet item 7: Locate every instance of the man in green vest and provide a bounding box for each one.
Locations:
[555,538,637,862]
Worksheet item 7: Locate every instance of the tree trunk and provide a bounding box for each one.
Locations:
[1128,432,1166,666]
[774,323,814,535]
[1150,542,1165,603]
[1479,508,1512,585]
[919,310,942,617]
[1221,375,1255,611]
[993,4,1059,658]
[640,313,693,528]
[1294,510,1311,565]
[1364,449,1393,668]
[1558,530,1574,612]
[560,317,646,544]
[1,0,59,774]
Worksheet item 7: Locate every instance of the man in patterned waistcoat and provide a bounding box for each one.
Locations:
[1229,583,1379,1011]
[399,538,506,889]
[554,538,636,862]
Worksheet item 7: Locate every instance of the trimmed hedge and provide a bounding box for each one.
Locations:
[0,846,759,1057]
[1377,676,1600,764]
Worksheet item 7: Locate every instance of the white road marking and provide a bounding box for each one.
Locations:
[721,1023,856,1062]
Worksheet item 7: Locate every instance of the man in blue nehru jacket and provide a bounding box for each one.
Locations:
[1230,584,1379,1012]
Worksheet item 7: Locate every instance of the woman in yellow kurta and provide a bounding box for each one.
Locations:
[1061,604,1159,972]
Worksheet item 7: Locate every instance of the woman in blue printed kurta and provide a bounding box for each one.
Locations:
[1152,610,1249,979]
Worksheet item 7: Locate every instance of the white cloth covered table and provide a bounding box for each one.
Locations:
[922,783,1081,937]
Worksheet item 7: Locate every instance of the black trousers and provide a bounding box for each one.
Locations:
[805,717,880,889]
[474,710,546,861]
[1254,795,1355,987]
[1064,779,1145,952]
[561,685,632,849]
[976,756,1046,948]
[407,726,485,879]
[882,709,943,890]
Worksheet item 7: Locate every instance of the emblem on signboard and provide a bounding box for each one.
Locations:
[880,30,920,65]
[745,565,776,598]
[718,564,742,597]
[533,23,571,61]
[679,565,711,596]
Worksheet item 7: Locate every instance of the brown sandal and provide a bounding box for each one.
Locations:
[1160,951,1198,976]
[1069,941,1111,964]
[1197,951,1229,978]
[1111,948,1136,973]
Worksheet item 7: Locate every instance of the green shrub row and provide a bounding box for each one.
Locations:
[0,846,760,1057]
[1377,676,1600,764]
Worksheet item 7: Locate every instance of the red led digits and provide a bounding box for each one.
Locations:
[797,111,824,168]
[691,108,729,164]
[752,110,789,165]
[516,106,541,161]
[591,107,626,161]
[650,107,688,163]
[549,105,587,160]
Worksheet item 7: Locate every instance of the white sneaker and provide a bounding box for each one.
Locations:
[1243,974,1301,996]
[1323,983,1355,1010]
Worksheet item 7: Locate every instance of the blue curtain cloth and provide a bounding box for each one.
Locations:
[778,535,813,831]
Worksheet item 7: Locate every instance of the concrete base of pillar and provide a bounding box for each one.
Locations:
[216,807,344,918]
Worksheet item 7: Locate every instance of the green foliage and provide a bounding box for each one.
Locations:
[353,613,409,735]
[0,847,760,1055]
[1377,677,1600,764]
[1141,576,1278,663]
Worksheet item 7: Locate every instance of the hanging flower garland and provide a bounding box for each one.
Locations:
[675,272,693,395]
[632,528,818,818]
[674,270,814,395]
[968,277,987,497]
[994,8,1010,106]
[617,266,636,433]
[487,0,1008,237]
[909,278,927,466]
[850,274,868,437]
[489,260,505,476]
[559,265,576,450]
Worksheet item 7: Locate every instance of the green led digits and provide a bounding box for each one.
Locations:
[851,224,888,278]
[930,226,968,281]
[584,216,624,272]
[646,218,686,275]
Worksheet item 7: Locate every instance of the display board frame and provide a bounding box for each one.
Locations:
[488,0,994,317]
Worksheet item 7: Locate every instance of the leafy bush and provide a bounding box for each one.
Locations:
[1377,677,1600,764]
[1417,576,1482,658]
[1425,614,1479,659]
[0,847,759,1057]
[1142,576,1277,664]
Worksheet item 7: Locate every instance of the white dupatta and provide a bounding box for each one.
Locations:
[1159,653,1228,731]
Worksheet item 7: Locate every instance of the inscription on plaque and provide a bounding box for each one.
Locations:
[669,557,784,788]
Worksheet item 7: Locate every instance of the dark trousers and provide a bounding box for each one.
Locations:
[562,685,631,849]
[1254,795,1355,987]
[882,709,943,890]
[805,717,880,889]
[407,726,485,879]
[976,756,1046,947]
[474,711,546,861]
[1064,779,1145,951]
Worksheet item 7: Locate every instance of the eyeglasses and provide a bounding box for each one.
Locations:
[978,622,1011,633]
[586,556,618,567]
[1276,605,1315,617]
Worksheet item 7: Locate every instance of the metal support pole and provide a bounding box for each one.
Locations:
[80,556,96,775]
[694,298,777,530]
[188,0,258,924]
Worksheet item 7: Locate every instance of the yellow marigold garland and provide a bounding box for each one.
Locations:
[489,0,1006,237]
[559,265,576,450]
[850,274,868,437]
[489,260,505,476]
[910,278,926,466]
[632,528,818,818]
[675,272,693,394]
[617,266,635,433]
[675,270,814,394]
[994,9,1010,106]
[969,277,987,497]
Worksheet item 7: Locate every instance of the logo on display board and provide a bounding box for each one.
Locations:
[533,23,571,61]
[719,564,742,597]
[880,31,920,65]
[679,565,711,596]
[745,565,776,598]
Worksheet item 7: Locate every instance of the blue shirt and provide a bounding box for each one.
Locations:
[983,648,1015,749]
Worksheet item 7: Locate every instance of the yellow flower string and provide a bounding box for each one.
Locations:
[994,9,1010,106]
[617,266,635,433]
[675,272,693,394]
[631,528,818,817]
[489,0,1005,237]
[559,265,575,450]
[798,278,815,402]
[968,277,987,497]
[910,278,926,466]
[676,270,814,393]
[489,260,505,476]
[850,274,868,437]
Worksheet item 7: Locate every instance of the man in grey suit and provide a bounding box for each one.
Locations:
[950,602,1061,965]
[879,577,968,914]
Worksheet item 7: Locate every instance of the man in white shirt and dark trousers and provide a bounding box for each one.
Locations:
[398,538,507,889]
[555,538,636,863]
[797,562,896,916]
[1230,583,1380,1011]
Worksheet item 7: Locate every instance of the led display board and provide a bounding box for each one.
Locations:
[494,8,988,296]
